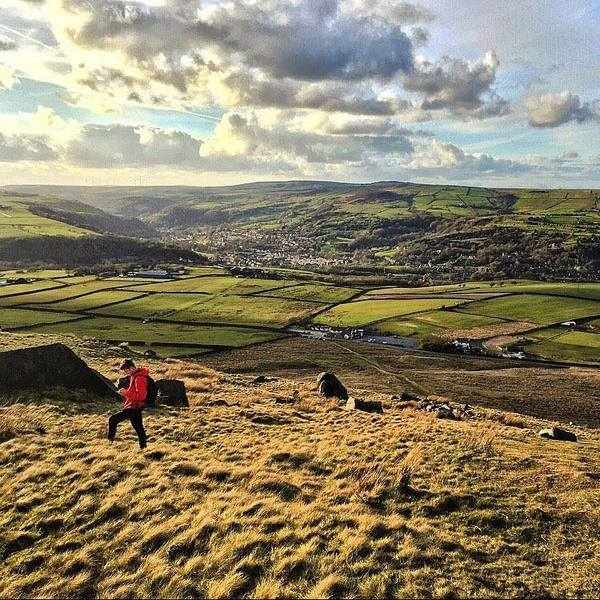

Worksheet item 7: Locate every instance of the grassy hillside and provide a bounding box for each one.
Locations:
[7,181,599,282]
[1,337,600,598]
[0,193,197,268]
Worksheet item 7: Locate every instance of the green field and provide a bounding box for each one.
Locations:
[0,280,135,307]
[544,330,600,349]
[0,280,63,298]
[38,290,146,312]
[460,294,600,325]
[174,295,320,327]
[95,293,201,319]
[0,308,83,329]
[263,283,360,303]
[489,282,600,300]
[375,319,442,337]
[525,339,600,363]
[313,298,465,327]
[125,276,242,294]
[412,310,503,329]
[32,316,282,348]
[365,282,500,296]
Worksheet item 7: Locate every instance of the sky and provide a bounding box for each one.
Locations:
[0,0,598,187]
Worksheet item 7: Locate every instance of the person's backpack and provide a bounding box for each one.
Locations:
[145,375,158,408]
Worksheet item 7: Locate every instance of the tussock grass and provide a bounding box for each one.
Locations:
[1,354,600,598]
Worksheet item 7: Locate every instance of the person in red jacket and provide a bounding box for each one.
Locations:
[107,359,149,449]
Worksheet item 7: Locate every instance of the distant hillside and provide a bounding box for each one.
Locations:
[0,193,202,268]
[5,182,600,281]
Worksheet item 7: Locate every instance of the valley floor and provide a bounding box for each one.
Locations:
[1,334,600,598]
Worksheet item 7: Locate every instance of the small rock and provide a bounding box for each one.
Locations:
[143,349,158,358]
[252,375,269,385]
[539,427,577,442]
[156,379,188,407]
[345,398,384,414]
[401,391,424,401]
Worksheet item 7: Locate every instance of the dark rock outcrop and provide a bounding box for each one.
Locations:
[539,427,577,442]
[345,398,384,414]
[317,372,348,401]
[0,343,119,399]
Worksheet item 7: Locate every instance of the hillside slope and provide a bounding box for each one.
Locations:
[0,193,201,268]
[7,182,599,281]
[1,336,600,598]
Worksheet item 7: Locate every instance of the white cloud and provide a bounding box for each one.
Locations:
[526,92,599,128]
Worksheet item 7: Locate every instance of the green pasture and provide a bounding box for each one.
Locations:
[0,280,136,307]
[0,308,83,329]
[96,293,200,319]
[31,316,282,347]
[226,278,300,295]
[364,282,507,296]
[125,276,242,294]
[40,290,146,312]
[375,319,441,338]
[313,298,465,327]
[460,294,600,325]
[96,292,317,327]
[0,279,63,299]
[526,339,600,364]
[180,267,229,277]
[550,331,600,349]
[174,295,320,327]
[7,269,72,279]
[264,283,360,303]
[414,310,503,329]
[489,282,600,300]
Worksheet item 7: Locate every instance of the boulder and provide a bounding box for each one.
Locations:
[0,343,120,399]
[401,391,424,402]
[345,398,384,414]
[539,427,577,442]
[156,379,188,407]
[317,372,348,401]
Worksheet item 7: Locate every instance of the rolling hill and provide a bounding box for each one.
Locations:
[0,192,202,268]
[6,181,599,282]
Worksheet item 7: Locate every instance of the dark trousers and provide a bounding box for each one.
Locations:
[108,408,147,449]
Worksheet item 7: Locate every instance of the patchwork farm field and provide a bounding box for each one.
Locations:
[0,269,598,364]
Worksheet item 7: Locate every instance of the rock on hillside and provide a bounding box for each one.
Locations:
[0,343,119,399]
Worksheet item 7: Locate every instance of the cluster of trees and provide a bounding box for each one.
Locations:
[389,218,600,281]
[29,204,157,239]
[0,235,205,268]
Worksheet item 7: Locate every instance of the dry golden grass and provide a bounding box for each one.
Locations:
[1,332,600,597]
[1,351,600,599]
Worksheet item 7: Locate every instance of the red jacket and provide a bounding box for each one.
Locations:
[120,368,149,409]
